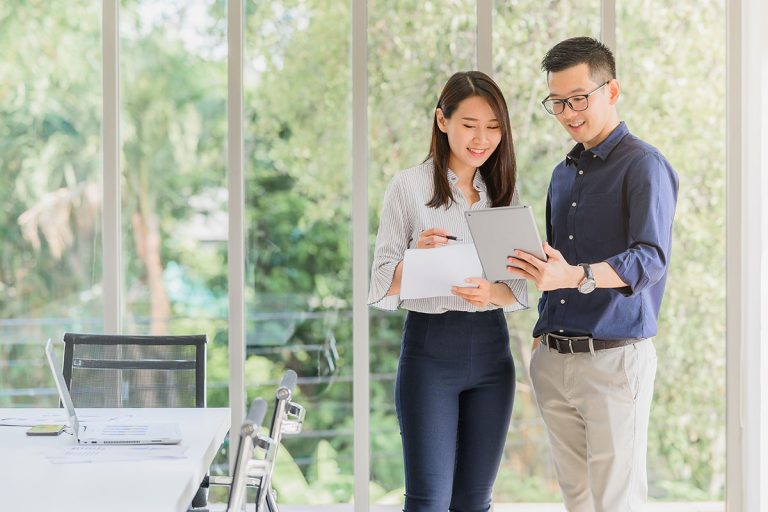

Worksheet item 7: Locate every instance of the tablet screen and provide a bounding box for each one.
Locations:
[465,205,546,282]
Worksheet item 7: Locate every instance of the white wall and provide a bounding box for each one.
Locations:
[727,0,767,510]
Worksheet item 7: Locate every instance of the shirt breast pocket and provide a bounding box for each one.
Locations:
[576,192,626,249]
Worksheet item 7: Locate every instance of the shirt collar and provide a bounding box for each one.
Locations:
[565,121,629,166]
[446,168,488,194]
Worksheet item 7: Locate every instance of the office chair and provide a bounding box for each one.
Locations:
[214,369,305,512]
[226,398,270,512]
[61,332,209,509]
[62,332,205,408]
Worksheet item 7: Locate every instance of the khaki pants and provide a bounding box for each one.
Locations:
[530,339,657,512]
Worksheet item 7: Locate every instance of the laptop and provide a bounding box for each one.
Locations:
[44,338,182,445]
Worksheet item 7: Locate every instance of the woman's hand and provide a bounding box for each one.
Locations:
[451,277,493,308]
[416,228,455,249]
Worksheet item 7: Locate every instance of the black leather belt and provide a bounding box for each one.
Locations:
[541,333,643,354]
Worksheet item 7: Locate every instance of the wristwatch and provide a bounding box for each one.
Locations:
[577,263,596,294]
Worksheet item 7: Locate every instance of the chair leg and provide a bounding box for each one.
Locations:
[265,488,278,512]
[190,484,208,508]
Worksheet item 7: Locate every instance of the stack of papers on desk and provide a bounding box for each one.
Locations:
[0,411,129,427]
[46,444,188,464]
[400,243,483,299]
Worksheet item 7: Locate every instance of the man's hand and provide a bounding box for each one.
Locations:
[506,242,582,292]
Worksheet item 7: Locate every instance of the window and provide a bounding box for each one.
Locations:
[617,0,726,502]
[244,1,354,504]
[1,1,736,508]
[0,1,102,407]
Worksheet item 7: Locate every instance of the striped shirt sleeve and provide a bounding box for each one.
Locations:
[368,175,411,311]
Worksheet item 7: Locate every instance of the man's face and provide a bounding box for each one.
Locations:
[546,62,619,149]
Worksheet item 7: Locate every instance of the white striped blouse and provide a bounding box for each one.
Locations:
[368,159,528,314]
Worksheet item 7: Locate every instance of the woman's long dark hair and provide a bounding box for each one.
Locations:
[426,71,516,209]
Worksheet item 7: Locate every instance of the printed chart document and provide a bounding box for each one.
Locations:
[0,411,130,427]
[45,444,189,464]
[400,243,483,299]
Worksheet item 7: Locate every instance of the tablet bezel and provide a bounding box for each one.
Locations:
[465,205,547,282]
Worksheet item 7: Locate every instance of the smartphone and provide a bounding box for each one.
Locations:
[26,424,65,436]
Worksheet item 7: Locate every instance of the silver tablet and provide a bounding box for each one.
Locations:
[465,205,547,282]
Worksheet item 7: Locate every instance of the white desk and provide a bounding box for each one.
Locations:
[0,407,230,512]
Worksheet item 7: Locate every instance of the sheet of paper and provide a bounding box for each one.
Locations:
[45,444,189,464]
[0,412,131,427]
[400,243,483,300]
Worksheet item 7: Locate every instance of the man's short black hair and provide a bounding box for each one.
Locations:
[541,37,616,82]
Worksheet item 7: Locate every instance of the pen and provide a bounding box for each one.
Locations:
[419,229,463,242]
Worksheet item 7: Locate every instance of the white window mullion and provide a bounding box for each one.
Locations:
[227,0,246,472]
[352,0,370,510]
[725,2,743,509]
[102,0,121,333]
[600,0,616,52]
[476,0,492,75]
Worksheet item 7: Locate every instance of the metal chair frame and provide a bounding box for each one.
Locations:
[218,369,305,512]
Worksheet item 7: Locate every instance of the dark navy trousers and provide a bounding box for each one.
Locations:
[395,309,515,512]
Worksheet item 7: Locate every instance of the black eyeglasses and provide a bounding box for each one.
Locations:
[541,81,610,115]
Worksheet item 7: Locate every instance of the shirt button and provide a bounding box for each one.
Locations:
[560,299,565,304]
[571,202,577,207]
[569,235,574,240]
[559,329,564,333]
[578,170,584,175]
[592,154,597,158]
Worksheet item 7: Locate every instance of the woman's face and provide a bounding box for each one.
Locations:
[436,95,502,176]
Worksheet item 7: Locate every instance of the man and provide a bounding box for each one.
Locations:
[507,37,678,511]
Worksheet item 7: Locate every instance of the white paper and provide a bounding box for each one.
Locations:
[46,444,188,464]
[0,412,131,427]
[400,243,483,299]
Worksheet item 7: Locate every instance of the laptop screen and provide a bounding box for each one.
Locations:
[44,338,80,435]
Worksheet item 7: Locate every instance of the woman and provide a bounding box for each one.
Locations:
[368,71,528,511]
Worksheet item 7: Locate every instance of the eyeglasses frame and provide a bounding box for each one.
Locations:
[541,80,611,116]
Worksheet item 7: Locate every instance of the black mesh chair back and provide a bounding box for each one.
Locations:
[62,333,206,409]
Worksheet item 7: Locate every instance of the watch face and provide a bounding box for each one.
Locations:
[579,279,597,294]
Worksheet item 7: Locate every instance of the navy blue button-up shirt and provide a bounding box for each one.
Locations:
[532,122,679,340]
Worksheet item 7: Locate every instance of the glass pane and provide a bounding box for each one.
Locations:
[244,1,353,505]
[368,0,477,503]
[617,0,726,504]
[0,2,103,407]
[119,0,229,473]
[493,1,601,502]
